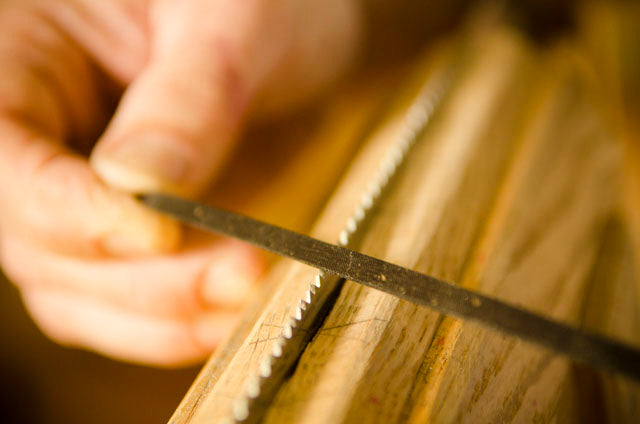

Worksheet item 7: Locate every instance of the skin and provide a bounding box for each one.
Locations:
[0,0,361,367]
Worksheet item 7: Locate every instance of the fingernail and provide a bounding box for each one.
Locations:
[202,260,256,307]
[92,134,194,194]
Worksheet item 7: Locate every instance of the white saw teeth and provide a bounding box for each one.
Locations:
[283,324,293,339]
[369,183,382,198]
[379,176,389,189]
[405,126,417,141]
[233,399,249,421]
[391,149,403,166]
[362,193,373,209]
[423,101,434,117]
[272,340,284,358]
[259,357,272,378]
[231,70,449,422]
[382,159,396,177]
[247,378,261,398]
[408,106,427,128]
[398,141,410,156]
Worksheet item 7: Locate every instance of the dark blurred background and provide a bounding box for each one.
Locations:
[0,271,199,424]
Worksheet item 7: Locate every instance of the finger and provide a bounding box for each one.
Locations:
[0,8,182,258]
[22,289,238,367]
[0,119,181,257]
[0,4,111,150]
[38,0,149,84]
[1,232,263,317]
[90,3,251,196]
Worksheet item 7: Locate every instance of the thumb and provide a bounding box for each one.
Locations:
[91,33,250,196]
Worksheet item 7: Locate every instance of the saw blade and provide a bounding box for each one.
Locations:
[141,26,640,424]
[141,191,640,390]
[140,53,640,418]
[143,185,640,388]
[144,63,455,424]
[242,63,454,423]
[140,45,640,416]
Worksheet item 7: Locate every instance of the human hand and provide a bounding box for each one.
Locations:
[0,0,361,366]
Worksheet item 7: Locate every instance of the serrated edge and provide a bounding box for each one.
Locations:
[232,64,453,423]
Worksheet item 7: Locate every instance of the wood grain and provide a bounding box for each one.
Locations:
[171,20,627,424]
[407,45,619,424]
[170,45,439,424]
[580,219,640,423]
[169,62,406,424]
[263,27,540,424]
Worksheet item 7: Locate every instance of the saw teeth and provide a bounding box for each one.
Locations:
[259,356,272,378]
[339,230,349,246]
[247,377,261,399]
[272,339,284,358]
[407,105,428,128]
[232,65,452,423]
[283,323,294,339]
[391,148,404,167]
[233,398,250,421]
[369,182,382,198]
[380,163,395,183]
[361,193,374,209]
[399,136,412,153]
[347,217,357,233]
[378,173,390,189]
[403,126,417,142]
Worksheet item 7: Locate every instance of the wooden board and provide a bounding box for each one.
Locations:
[169,50,414,424]
[171,21,629,424]
[579,219,640,423]
[263,32,620,424]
